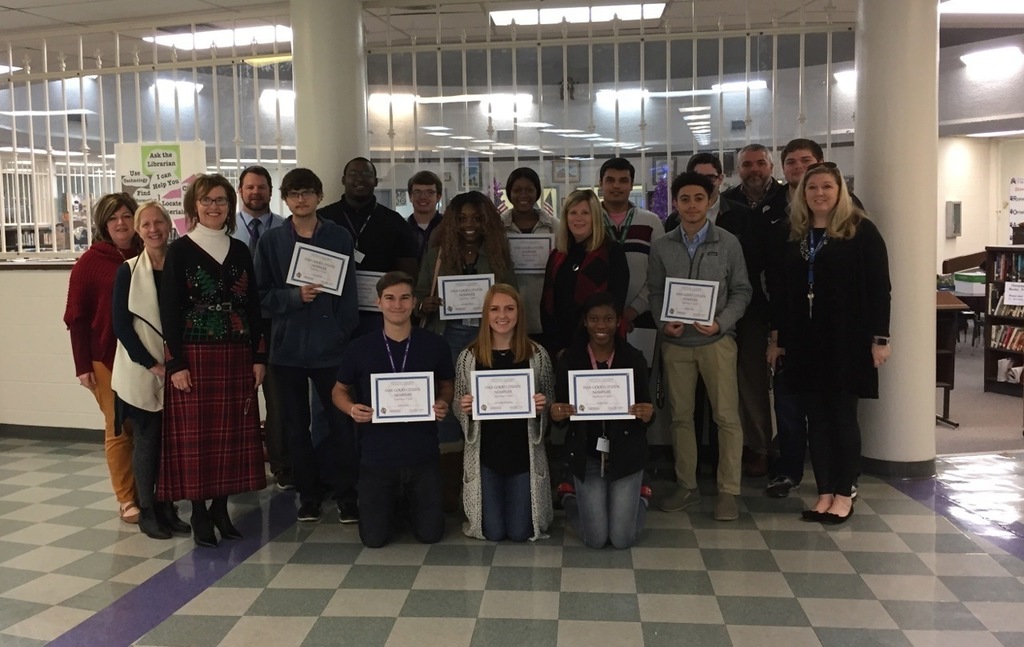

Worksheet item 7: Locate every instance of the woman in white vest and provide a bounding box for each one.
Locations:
[111,201,189,539]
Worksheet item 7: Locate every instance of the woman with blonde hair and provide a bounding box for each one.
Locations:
[159,174,267,547]
[540,189,628,358]
[768,162,891,525]
[111,201,189,539]
[64,193,142,524]
[455,284,554,541]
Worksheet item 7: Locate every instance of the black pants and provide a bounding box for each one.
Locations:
[273,365,358,505]
[802,389,860,497]
[262,364,289,476]
[127,406,161,509]
[358,461,444,548]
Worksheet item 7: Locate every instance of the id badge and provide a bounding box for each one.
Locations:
[596,436,610,453]
[353,249,366,264]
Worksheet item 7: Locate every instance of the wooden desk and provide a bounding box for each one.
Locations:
[937,291,967,428]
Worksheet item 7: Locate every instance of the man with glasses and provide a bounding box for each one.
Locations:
[254,168,361,524]
[406,170,444,268]
[231,166,290,491]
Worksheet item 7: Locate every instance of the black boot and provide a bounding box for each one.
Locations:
[209,496,242,540]
[190,500,218,548]
[155,501,191,536]
[138,507,172,540]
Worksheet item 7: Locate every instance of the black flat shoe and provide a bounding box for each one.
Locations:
[820,509,853,525]
[801,509,824,522]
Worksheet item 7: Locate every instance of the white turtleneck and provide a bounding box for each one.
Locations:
[187,222,230,264]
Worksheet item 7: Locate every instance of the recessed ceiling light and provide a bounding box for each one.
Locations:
[426,132,450,137]
[422,126,451,131]
[677,106,710,113]
[683,114,711,121]
[490,3,665,26]
[143,25,291,50]
[450,135,475,140]
[940,0,1024,13]
[966,129,1024,137]
[711,80,768,92]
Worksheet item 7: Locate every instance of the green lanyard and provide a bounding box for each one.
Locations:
[604,207,636,244]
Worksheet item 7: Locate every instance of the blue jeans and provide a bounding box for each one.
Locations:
[480,465,532,542]
[565,460,646,549]
[358,461,444,548]
[771,364,808,484]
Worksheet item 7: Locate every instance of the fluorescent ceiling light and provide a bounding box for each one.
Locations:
[966,129,1024,137]
[0,65,22,74]
[154,79,203,94]
[220,158,297,164]
[711,80,768,92]
[422,126,451,131]
[472,139,495,144]
[541,128,583,134]
[695,134,711,146]
[833,70,857,91]
[0,108,93,117]
[491,3,665,26]
[940,0,1024,13]
[245,53,293,67]
[143,25,292,51]
[450,135,474,140]
[561,133,603,138]
[960,46,1024,68]
[677,106,710,113]
[683,114,710,121]
[416,92,532,105]
[260,89,294,103]
[425,132,450,137]
[516,121,553,128]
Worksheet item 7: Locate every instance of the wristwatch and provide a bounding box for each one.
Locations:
[872,336,890,346]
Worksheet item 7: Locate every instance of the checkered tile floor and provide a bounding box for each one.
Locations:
[3,436,1024,646]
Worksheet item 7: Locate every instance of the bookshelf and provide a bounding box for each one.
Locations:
[985,245,1024,396]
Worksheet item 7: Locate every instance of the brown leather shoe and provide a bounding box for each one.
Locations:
[742,453,768,478]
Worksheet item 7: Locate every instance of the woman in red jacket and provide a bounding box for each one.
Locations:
[63,193,142,524]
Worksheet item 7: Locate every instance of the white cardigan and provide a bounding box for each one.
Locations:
[111,251,165,412]
[455,344,555,541]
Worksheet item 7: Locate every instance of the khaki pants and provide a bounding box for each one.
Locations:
[91,361,136,505]
[662,338,743,495]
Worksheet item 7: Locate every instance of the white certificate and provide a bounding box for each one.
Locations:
[471,368,535,420]
[660,278,719,326]
[370,371,436,423]
[438,273,494,320]
[568,368,635,421]
[285,242,350,296]
[356,270,385,312]
[508,234,554,274]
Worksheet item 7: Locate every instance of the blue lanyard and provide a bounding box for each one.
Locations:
[807,229,828,287]
[383,331,411,373]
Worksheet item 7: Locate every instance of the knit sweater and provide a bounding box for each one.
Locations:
[601,205,665,317]
[455,343,555,541]
[64,241,139,375]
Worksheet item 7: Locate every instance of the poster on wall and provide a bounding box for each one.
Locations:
[115,142,207,236]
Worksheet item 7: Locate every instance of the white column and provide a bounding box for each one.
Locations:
[855,0,938,476]
[291,0,367,200]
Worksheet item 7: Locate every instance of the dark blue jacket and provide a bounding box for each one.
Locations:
[254,217,359,368]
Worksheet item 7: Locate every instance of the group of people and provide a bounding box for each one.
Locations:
[64,142,891,551]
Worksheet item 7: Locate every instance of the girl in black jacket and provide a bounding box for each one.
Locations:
[551,292,654,549]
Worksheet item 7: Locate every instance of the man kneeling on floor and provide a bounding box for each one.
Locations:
[333,271,454,548]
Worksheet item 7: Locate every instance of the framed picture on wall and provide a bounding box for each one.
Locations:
[459,160,481,189]
[551,159,581,184]
[650,159,676,187]
[394,189,408,206]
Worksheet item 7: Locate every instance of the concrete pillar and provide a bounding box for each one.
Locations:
[855,0,938,478]
[291,0,367,200]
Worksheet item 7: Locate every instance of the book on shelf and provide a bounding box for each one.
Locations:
[991,324,1024,352]
[992,251,1024,282]
[990,293,1024,318]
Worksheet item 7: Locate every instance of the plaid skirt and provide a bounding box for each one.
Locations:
[157,343,267,501]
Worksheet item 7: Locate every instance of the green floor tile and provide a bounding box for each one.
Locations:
[760,530,841,551]
[302,617,394,647]
[642,622,731,647]
[288,542,364,565]
[0,599,47,631]
[636,528,699,548]
[784,572,876,599]
[814,627,914,647]
[47,508,123,528]
[559,592,640,621]
[51,529,137,553]
[880,600,986,630]
[137,614,238,647]
[700,548,779,572]
[471,618,558,647]
[995,631,1024,647]
[423,544,496,566]
[62,580,136,611]
[938,576,1024,603]
[561,546,634,569]
[341,565,421,589]
[897,533,986,554]
[717,596,810,626]
[399,589,483,618]
[844,552,933,575]
[634,568,714,595]
[245,588,334,616]
[484,566,561,591]
[44,490,111,508]
[213,563,284,588]
[863,499,936,515]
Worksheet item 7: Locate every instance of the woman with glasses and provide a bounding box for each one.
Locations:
[768,162,891,525]
[455,284,555,542]
[540,189,628,359]
[159,174,268,547]
[64,193,143,525]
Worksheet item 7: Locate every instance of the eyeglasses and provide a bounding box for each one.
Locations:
[199,197,229,207]
[411,189,437,198]
[806,162,838,171]
[286,189,318,200]
[345,170,375,179]
[699,173,720,183]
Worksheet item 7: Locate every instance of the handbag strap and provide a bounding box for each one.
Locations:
[420,250,443,328]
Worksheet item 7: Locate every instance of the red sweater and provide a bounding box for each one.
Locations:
[64,241,139,375]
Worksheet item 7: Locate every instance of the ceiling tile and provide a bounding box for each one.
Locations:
[0,9,62,31]
[16,0,218,25]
